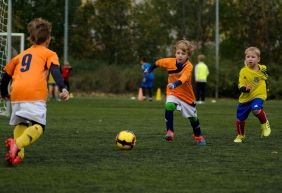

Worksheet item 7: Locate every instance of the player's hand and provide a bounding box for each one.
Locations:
[167,83,176,89]
[246,85,252,92]
[59,88,70,101]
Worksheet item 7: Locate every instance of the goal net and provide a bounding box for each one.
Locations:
[0,0,8,76]
[0,0,25,116]
[0,0,8,116]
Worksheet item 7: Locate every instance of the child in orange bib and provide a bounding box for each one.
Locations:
[1,18,69,165]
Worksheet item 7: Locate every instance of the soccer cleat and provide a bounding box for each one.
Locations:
[233,135,246,143]
[164,130,175,142]
[193,135,206,146]
[261,120,271,137]
[12,156,23,165]
[5,138,21,165]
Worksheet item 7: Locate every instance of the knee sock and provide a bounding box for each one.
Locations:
[165,110,174,131]
[236,120,245,135]
[255,109,267,124]
[189,117,202,136]
[16,124,43,149]
[13,124,28,159]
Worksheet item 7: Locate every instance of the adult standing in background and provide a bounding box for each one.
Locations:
[195,54,209,104]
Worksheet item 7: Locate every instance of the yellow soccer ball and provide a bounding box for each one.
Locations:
[115,130,136,150]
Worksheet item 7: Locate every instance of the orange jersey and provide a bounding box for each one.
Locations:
[4,45,60,102]
[155,58,195,104]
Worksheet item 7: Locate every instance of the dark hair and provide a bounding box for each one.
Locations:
[140,56,147,63]
[27,18,52,45]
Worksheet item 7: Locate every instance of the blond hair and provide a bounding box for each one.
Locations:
[245,47,260,57]
[175,40,194,57]
[27,18,52,45]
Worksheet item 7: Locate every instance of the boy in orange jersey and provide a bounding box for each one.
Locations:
[0,18,69,165]
[147,40,206,145]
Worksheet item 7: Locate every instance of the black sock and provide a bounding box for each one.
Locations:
[165,110,174,131]
[189,117,201,136]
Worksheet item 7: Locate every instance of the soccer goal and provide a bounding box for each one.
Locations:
[0,0,25,117]
[0,0,8,116]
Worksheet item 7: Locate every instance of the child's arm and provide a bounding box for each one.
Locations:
[239,85,251,93]
[0,56,18,99]
[145,63,157,74]
[238,69,251,93]
[50,64,69,101]
[0,73,11,99]
[167,80,182,89]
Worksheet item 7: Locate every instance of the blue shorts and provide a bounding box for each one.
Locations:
[236,98,264,121]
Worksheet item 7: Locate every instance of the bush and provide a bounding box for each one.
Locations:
[68,58,282,99]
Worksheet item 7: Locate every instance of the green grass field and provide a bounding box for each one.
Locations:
[0,96,281,193]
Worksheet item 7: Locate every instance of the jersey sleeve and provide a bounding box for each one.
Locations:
[3,55,19,76]
[259,64,268,80]
[155,58,169,68]
[46,51,60,69]
[238,68,246,88]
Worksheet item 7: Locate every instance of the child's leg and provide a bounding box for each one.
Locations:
[165,102,176,131]
[196,83,201,101]
[141,87,146,98]
[253,109,271,137]
[236,103,251,136]
[13,123,28,159]
[234,102,252,143]
[189,116,206,145]
[148,88,153,100]
[252,109,267,124]
[15,122,44,149]
[188,117,202,136]
[251,99,271,137]
[235,119,245,136]
[251,99,266,123]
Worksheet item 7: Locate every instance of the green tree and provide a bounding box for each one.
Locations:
[12,0,80,57]
[70,1,96,59]
[91,0,133,64]
[131,0,173,59]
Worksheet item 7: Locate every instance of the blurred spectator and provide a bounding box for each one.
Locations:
[48,73,60,101]
[61,63,72,97]
[194,54,209,104]
[140,56,154,101]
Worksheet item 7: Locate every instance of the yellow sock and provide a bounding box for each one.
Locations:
[14,124,28,159]
[16,124,43,149]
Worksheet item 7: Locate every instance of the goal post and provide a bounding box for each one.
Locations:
[0,32,24,53]
[0,0,15,117]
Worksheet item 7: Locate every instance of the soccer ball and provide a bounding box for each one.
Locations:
[115,130,136,150]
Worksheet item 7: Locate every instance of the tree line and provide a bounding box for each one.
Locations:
[10,0,282,98]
